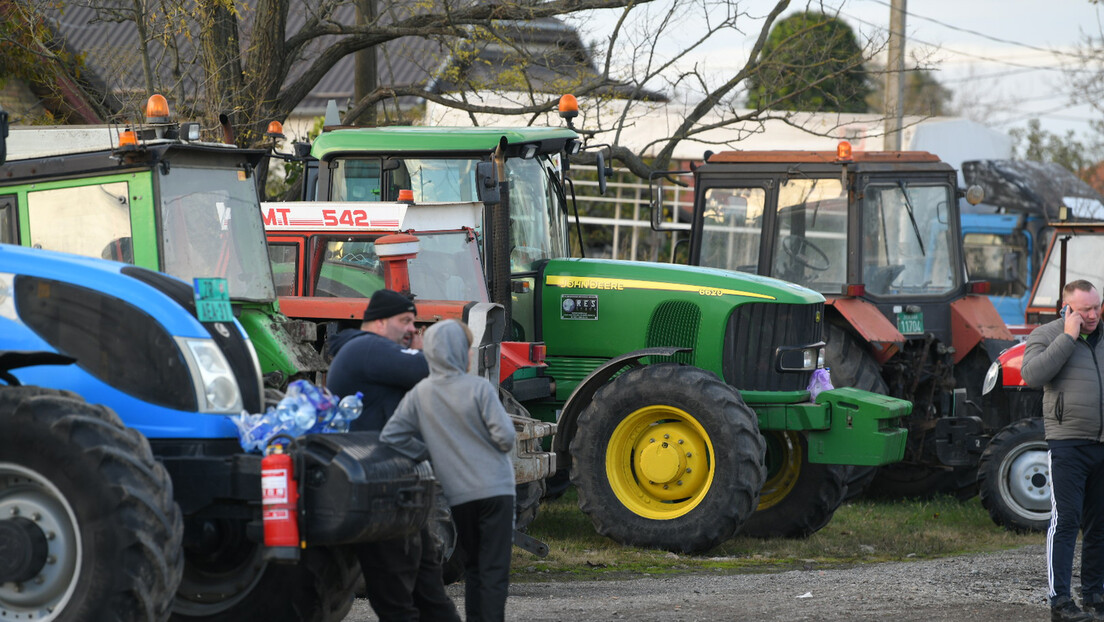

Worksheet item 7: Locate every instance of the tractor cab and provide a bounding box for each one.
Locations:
[0,95,325,385]
[653,143,1014,499]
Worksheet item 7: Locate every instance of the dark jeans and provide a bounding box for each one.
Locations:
[1047,443,1104,603]
[355,526,460,622]
[452,495,515,622]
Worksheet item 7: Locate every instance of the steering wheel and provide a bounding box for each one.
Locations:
[781,235,831,271]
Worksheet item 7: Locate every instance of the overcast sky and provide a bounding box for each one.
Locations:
[575,0,1103,142]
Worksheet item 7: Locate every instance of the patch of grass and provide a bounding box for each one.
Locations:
[511,488,1043,581]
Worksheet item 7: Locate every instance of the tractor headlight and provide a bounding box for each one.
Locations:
[981,360,1001,396]
[776,342,826,372]
[178,337,243,413]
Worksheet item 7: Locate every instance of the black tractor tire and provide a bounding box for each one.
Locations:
[569,363,766,553]
[978,418,1050,533]
[740,431,849,538]
[171,543,359,622]
[541,469,572,501]
[515,480,545,532]
[0,386,184,622]
[823,321,889,500]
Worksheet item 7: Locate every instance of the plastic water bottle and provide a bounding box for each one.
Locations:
[243,418,274,453]
[326,392,363,433]
[273,398,316,436]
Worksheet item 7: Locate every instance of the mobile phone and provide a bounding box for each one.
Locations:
[1061,305,1070,318]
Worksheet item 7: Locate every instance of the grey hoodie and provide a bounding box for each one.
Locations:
[380,320,517,506]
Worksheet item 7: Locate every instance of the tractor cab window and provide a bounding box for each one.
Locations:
[315,239,385,297]
[862,182,957,296]
[698,187,766,273]
[507,156,566,272]
[26,181,133,263]
[332,157,478,203]
[771,178,848,292]
[315,232,486,302]
[331,155,567,272]
[268,243,299,296]
[332,159,383,201]
[1031,234,1104,309]
[963,231,1029,297]
[158,165,276,302]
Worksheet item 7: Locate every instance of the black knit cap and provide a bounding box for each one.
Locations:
[363,289,417,322]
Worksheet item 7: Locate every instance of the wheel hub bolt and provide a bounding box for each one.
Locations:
[46,555,56,565]
[678,439,684,444]
[663,484,668,489]
[677,480,683,486]
[664,434,670,439]
[10,507,20,516]
[685,468,692,473]
[687,452,692,458]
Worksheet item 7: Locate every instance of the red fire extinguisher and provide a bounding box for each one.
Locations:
[262,442,301,562]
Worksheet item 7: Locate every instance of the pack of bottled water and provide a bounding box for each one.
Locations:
[229,380,363,453]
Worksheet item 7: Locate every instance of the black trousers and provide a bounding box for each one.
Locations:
[355,526,460,622]
[1047,443,1104,602]
[451,495,515,622]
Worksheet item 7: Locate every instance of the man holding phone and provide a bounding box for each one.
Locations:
[1022,280,1104,621]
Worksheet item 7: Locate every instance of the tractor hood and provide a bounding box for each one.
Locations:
[541,258,826,306]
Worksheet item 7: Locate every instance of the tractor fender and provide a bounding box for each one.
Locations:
[950,295,1015,364]
[995,341,1028,388]
[824,298,903,364]
[551,347,690,456]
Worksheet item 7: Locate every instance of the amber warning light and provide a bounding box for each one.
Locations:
[266,121,285,140]
[836,141,853,162]
[117,129,138,149]
[145,94,170,124]
[558,94,579,129]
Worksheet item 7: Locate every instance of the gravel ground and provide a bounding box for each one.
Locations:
[344,544,1059,621]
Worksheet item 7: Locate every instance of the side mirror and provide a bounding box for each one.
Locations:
[475,161,500,204]
[596,150,613,194]
[648,170,693,231]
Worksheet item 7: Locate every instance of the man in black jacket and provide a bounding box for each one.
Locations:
[327,288,459,622]
[1022,279,1104,622]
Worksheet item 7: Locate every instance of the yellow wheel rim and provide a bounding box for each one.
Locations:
[605,405,715,520]
[756,431,802,511]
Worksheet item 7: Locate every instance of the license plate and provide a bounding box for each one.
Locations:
[897,311,924,335]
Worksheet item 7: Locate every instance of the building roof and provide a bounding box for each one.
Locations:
[32,2,650,122]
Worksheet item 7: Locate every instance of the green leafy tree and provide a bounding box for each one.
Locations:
[1010,118,1101,177]
[745,11,871,113]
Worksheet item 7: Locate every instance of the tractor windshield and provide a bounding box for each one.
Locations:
[862,182,957,296]
[1031,233,1104,309]
[331,154,568,271]
[158,165,276,302]
[314,231,487,302]
[770,178,848,292]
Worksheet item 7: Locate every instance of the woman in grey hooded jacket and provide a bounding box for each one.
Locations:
[382,319,517,622]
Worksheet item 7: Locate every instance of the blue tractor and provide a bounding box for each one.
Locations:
[0,244,430,621]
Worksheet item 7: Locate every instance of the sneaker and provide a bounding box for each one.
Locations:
[1053,595,1095,622]
[1082,593,1104,620]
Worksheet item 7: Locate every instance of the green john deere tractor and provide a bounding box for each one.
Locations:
[272,123,911,552]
